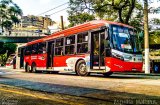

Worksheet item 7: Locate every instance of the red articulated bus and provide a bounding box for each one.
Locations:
[18,20,143,76]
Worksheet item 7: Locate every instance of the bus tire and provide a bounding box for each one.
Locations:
[76,60,89,76]
[103,72,113,77]
[31,63,37,73]
[50,71,59,74]
[25,63,30,72]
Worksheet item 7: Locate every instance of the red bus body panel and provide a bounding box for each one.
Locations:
[105,57,143,72]
[24,53,47,67]
[53,55,85,67]
[36,53,47,67]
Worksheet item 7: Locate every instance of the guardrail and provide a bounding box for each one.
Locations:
[0,31,48,37]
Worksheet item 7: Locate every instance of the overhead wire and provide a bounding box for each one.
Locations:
[49,7,69,16]
[37,2,69,16]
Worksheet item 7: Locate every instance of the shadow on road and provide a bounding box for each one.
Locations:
[22,71,160,80]
[0,77,160,105]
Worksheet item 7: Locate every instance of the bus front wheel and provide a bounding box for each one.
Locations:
[76,60,89,76]
[103,72,113,77]
[31,63,37,73]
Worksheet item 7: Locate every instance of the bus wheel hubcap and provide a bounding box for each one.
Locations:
[79,64,86,74]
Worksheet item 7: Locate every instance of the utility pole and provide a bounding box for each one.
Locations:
[61,16,64,30]
[144,0,150,74]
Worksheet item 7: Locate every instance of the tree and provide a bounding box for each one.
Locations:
[3,43,17,56]
[0,0,23,33]
[0,52,7,66]
[68,12,95,27]
[2,20,12,32]
[152,18,160,25]
[0,42,17,65]
[68,0,142,25]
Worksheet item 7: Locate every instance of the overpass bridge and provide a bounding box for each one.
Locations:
[0,32,47,43]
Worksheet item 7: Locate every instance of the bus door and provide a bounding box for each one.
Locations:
[47,42,54,69]
[20,47,25,68]
[91,30,105,70]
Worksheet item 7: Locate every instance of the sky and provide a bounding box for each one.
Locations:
[12,0,160,23]
[148,0,160,19]
[13,0,69,23]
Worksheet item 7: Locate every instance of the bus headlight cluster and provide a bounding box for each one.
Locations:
[124,55,132,61]
[112,52,124,60]
[138,58,142,61]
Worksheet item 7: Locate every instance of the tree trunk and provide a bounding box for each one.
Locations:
[125,0,135,24]
[144,0,150,74]
[118,9,124,23]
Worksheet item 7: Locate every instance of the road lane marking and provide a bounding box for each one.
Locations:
[0,88,82,105]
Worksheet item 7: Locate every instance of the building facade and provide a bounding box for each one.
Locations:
[12,15,54,35]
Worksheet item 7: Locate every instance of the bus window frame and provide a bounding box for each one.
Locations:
[32,44,38,54]
[55,37,64,56]
[38,42,47,54]
[76,31,89,54]
[24,45,32,55]
[65,34,76,55]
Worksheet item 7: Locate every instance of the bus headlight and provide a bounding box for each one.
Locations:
[124,55,132,61]
[112,52,124,60]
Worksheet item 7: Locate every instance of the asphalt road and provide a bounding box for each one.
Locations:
[0,84,112,105]
[0,67,160,105]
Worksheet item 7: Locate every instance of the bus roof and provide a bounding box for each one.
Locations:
[27,20,133,45]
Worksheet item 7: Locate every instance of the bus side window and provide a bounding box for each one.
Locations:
[24,46,31,55]
[65,35,75,55]
[55,47,63,55]
[32,44,38,54]
[77,32,88,54]
[55,38,64,56]
[38,43,46,54]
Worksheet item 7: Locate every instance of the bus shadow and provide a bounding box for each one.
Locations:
[26,71,157,79]
[51,72,151,79]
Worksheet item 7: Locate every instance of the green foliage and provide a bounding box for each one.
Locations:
[0,53,7,66]
[151,18,160,25]
[3,43,17,55]
[0,43,17,55]
[68,0,142,25]
[150,31,160,45]
[2,20,12,31]
[0,42,17,65]
[129,11,143,32]
[0,0,23,32]
[68,12,95,27]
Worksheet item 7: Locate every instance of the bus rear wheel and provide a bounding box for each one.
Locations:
[25,64,30,72]
[76,60,89,76]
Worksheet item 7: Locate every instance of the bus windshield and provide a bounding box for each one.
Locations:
[111,25,141,54]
